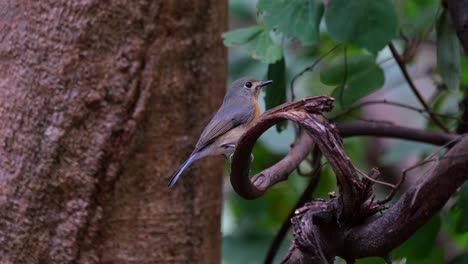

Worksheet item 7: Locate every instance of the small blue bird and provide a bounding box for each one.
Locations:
[167,77,273,188]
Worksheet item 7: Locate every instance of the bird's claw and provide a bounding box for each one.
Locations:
[227,153,254,164]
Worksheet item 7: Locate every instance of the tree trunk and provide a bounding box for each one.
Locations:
[0,1,227,263]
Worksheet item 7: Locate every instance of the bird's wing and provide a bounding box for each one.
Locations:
[194,102,254,152]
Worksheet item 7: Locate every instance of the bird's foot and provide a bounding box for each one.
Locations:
[227,153,254,163]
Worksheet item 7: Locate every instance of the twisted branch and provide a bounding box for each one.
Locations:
[230,96,368,222]
[230,102,457,201]
[229,96,467,262]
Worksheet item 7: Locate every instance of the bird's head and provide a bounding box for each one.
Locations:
[224,77,273,102]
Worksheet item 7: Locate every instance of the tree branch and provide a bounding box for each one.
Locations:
[229,96,335,199]
[229,96,467,262]
[333,99,461,122]
[341,135,468,259]
[280,136,468,262]
[337,121,458,146]
[230,118,456,201]
[249,116,457,263]
[230,96,366,220]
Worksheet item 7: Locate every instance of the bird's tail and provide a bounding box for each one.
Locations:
[167,154,197,188]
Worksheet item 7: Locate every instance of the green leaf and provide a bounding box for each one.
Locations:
[397,0,439,38]
[391,215,441,261]
[265,58,287,132]
[321,54,375,85]
[222,26,283,64]
[409,247,444,264]
[456,182,468,233]
[461,57,468,85]
[320,54,384,105]
[324,0,397,53]
[223,26,263,46]
[436,10,461,90]
[258,0,324,46]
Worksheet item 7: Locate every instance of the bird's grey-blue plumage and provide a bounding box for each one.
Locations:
[167,77,271,188]
[167,154,198,188]
[194,99,254,152]
[167,101,255,188]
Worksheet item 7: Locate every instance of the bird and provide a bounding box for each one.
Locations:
[167,77,273,188]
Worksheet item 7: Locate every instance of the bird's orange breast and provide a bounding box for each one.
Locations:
[252,100,261,120]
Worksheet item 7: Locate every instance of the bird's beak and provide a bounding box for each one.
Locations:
[258,80,273,88]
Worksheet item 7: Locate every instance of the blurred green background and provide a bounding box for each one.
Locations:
[221,0,468,263]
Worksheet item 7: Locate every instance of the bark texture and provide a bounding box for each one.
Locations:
[0,1,226,263]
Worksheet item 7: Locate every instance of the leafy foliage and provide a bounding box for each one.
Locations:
[224,0,468,263]
[258,0,324,46]
[398,0,440,37]
[321,53,385,105]
[265,58,287,131]
[324,0,397,53]
[223,26,283,64]
[224,0,396,111]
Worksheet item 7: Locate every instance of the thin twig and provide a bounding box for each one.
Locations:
[380,136,462,206]
[355,168,396,189]
[337,121,457,146]
[290,44,341,102]
[337,46,348,107]
[289,45,341,137]
[409,157,448,207]
[388,42,450,132]
[343,136,468,258]
[378,173,407,205]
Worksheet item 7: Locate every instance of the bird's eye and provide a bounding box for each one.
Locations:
[244,82,253,88]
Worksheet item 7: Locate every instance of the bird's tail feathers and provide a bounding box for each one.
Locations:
[167,154,197,188]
